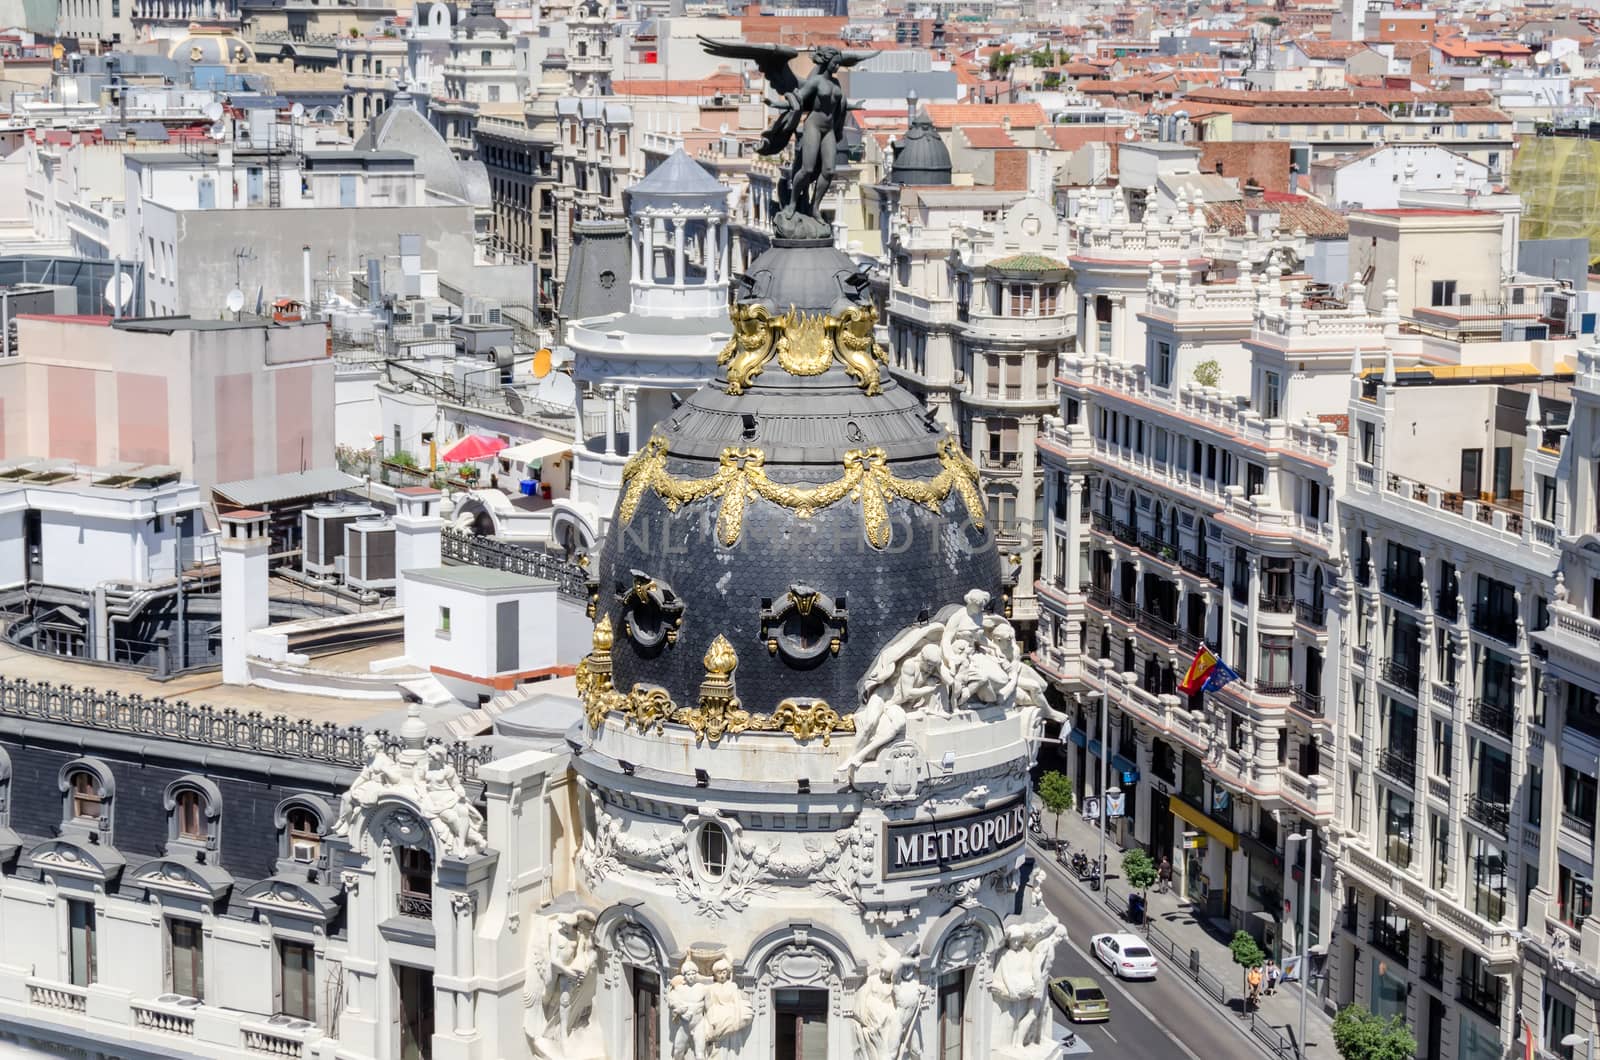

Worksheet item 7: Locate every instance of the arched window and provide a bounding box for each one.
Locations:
[698,822,728,879]
[398,847,433,918]
[69,771,103,821]
[288,807,322,863]
[176,790,206,840]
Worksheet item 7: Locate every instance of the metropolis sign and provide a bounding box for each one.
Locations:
[884,793,1028,878]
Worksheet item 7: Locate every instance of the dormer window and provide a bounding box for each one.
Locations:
[176,790,207,841]
[398,847,434,918]
[289,808,322,864]
[70,772,103,821]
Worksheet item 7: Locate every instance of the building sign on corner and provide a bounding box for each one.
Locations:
[883,793,1027,878]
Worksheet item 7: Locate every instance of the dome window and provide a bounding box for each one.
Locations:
[760,585,848,665]
[614,570,683,650]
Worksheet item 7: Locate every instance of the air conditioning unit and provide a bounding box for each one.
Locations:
[345,517,397,591]
[291,837,318,863]
[302,502,379,579]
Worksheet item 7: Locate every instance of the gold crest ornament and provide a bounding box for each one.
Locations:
[716,302,890,394]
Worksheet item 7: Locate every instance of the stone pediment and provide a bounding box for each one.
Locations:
[241,875,343,922]
[25,837,126,884]
[129,857,234,902]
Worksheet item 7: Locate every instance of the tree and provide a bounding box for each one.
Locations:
[1192,358,1222,388]
[1037,772,1074,839]
[1331,1005,1417,1060]
[1230,930,1266,1006]
[1122,848,1157,895]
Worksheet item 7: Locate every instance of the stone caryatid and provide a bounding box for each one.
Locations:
[702,957,753,1060]
[666,957,710,1060]
[988,917,1067,1053]
[850,942,926,1060]
[696,37,872,240]
[330,706,488,858]
[523,907,603,1059]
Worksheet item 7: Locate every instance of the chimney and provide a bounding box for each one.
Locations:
[392,487,443,609]
[219,510,271,686]
[1244,177,1264,201]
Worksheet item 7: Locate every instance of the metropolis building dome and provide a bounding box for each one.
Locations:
[525,42,1068,1060]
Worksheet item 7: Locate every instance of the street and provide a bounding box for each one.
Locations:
[1034,848,1267,1059]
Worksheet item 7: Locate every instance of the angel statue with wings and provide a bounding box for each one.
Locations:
[699,37,874,239]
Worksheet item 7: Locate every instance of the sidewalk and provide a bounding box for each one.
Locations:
[1039,806,1337,1060]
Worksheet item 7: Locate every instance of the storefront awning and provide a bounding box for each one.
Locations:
[1169,794,1238,851]
[501,437,572,465]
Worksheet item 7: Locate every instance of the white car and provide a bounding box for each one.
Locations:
[1091,932,1159,980]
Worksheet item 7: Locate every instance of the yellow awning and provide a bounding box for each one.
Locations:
[1168,794,1238,850]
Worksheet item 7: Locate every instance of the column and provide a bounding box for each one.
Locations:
[673,216,686,287]
[1246,556,1261,681]
[603,387,617,456]
[631,218,643,283]
[452,892,476,1035]
[1109,295,1126,363]
[717,219,730,286]
[1065,473,1083,592]
[642,215,655,283]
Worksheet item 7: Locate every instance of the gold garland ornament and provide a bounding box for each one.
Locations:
[718,303,890,395]
[576,624,856,746]
[618,435,984,549]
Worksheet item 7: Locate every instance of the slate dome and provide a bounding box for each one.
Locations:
[890,112,953,186]
[593,238,1003,720]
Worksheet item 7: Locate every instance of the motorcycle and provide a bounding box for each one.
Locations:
[1069,851,1089,878]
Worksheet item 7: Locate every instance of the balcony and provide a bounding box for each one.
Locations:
[1088,584,1111,609]
[1562,809,1595,841]
[1139,608,1177,643]
[1382,572,1425,609]
[1468,699,1514,739]
[1471,605,1519,646]
[1378,748,1417,784]
[1467,796,1510,836]
[1259,593,1295,615]
[1370,923,1410,966]
[1112,596,1138,622]
[1113,520,1139,546]
[1457,976,1502,1025]
[1091,511,1112,534]
[1256,681,1295,697]
[398,892,433,919]
[1180,550,1209,577]
[1381,658,1421,695]
[1296,600,1326,627]
[1208,562,1225,587]
[1139,532,1178,564]
[1176,627,1205,655]
[1292,685,1324,717]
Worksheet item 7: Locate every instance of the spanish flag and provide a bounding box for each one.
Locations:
[1178,643,1241,696]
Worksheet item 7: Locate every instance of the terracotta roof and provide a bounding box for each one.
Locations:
[1182,87,1493,107]
[611,73,742,98]
[1043,125,1135,150]
[1294,39,1372,58]
[959,125,1020,148]
[1450,106,1512,122]
[1202,196,1348,239]
[1232,106,1392,123]
[922,103,1047,129]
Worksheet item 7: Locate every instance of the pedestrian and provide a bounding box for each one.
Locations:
[1157,855,1172,894]
[1247,965,1263,1009]
[1266,960,1280,996]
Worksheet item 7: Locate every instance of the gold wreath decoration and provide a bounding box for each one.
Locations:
[618,435,983,549]
[716,302,891,395]
[583,678,856,746]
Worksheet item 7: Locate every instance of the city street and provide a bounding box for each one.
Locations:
[1034,851,1268,1059]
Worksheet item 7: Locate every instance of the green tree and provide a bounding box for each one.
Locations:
[1331,1005,1418,1060]
[1122,848,1157,896]
[1192,358,1222,388]
[1037,771,1074,839]
[1230,930,1266,1005]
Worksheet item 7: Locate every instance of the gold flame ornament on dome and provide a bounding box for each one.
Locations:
[716,302,890,395]
[618,434,984,550]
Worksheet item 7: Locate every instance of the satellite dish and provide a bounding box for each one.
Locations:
[1535,50,1552,66]
[103,272,134,310]
[291,101,305,119]
[208,122,226,140]
[204,100,224,120]
[225,288,245,314]
[536,373,575,407]
[532,347,553,378]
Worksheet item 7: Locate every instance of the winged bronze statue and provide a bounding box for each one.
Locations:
[699,37,875,239]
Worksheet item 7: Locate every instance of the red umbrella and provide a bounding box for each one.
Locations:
[440,434,507,462]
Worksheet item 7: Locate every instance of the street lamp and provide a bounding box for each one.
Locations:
[1562,1033,1594,1060]
[1286,828,1316,1060]
[1095,658,1131,892]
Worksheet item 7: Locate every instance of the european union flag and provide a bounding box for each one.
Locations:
[1202,659,1241,693]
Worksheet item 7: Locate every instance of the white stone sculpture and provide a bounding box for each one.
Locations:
[667,957,709,1060]
[837,589,1057,783]
[331,706,488,858]
[851,942,925,1060]
[702,957,753,1059]
[523,907,603,1059]
[988,917,1067,1053]
[836,624,944,783]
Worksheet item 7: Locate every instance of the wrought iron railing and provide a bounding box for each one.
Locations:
[397,893,434,919]
[1469,699,1514,738]
[0,678,492,777]
[442,528,587,599]
[1467,797,1510,835]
